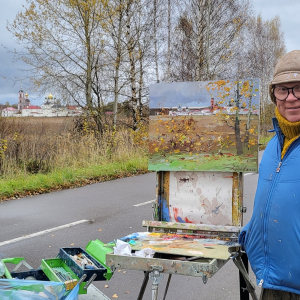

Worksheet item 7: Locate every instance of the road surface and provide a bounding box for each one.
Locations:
[0,166,261,299]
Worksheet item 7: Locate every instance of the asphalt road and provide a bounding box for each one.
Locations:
[0,162,262,300]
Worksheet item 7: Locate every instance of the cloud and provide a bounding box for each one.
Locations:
[253,0,300,52]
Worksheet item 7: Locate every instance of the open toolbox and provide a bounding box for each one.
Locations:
[58,240,113,281]
[1,257,86,292]
[41,258,87,294]
[59,248,107,281]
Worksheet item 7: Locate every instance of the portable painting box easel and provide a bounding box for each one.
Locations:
[106,79,260,300]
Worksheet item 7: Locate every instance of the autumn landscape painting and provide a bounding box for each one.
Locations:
[148,79,260,172]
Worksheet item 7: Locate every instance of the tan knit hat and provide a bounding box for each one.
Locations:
[269,50,300,103]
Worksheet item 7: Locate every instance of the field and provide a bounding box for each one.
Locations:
[0,116,148,200]
[148,114,259,172]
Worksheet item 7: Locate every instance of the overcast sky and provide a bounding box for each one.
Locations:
[0,0,300,106]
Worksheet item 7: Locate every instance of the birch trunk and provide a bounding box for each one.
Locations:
[154,0,159,82]
[126,0,138,130]
[195,0,206,81]
[167,0,171,81]
[235,81,243,155]
[83,10,93,108]
[113,2,123,128]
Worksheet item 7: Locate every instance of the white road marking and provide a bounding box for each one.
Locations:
[244,173,257,176]
[0,219,89,247]
[133,199,155,207]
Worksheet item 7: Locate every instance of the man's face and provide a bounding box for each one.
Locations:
[276,81,300,123]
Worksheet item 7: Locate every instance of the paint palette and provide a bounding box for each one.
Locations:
[118,232,238,260]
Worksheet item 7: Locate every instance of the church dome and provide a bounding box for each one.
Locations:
[48,93,53,99]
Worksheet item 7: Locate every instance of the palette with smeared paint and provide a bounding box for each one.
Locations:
[119,232,239,260]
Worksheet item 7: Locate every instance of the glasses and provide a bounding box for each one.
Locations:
[273,85,300,101]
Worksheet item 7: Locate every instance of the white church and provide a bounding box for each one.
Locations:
[1,87,82,117]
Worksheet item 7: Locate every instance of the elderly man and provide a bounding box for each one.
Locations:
[239,50,300,300]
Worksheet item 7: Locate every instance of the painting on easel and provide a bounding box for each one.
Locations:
[148,79,260,172]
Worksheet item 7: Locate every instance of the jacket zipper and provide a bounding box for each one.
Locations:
[260,137,299,286]
[260,163,281,286]
[276,162,282,172]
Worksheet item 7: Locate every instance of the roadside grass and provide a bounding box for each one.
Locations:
[259,132,275,150]
[0,155,149,201]
[0,116,149,201]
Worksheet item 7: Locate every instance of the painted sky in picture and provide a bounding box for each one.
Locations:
[149,79,259,109]
[148,79,260,173]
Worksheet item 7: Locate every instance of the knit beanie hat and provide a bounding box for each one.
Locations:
[269,50,300,104]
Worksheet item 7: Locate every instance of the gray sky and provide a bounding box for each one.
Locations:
[0,0,300,106]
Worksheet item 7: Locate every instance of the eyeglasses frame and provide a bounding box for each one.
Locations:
[273,84,300,101]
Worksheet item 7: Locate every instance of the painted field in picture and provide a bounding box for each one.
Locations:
[149,79,260,172]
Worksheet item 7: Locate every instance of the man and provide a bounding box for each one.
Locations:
[239,50,300,300]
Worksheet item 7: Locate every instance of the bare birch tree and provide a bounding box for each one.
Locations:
[169,0,250,82]
[235,15,286,134]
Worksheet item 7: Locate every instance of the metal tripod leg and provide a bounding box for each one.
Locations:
[232,253,258,300]
[137,271,150,300]
[162,274,172,300]
[149,266,164,300]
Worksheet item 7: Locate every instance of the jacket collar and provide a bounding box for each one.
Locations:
[272,117,285,148]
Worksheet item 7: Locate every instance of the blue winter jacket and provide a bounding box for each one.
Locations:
[239,117,300,294]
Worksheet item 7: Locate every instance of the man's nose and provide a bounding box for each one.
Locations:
[286,89,298,101]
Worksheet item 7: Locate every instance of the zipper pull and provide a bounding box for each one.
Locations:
[258,279,264,287]
[276,162,282,173]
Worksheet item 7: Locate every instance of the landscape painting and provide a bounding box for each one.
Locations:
[148,79,260,172]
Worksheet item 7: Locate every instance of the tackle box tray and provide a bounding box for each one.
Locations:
[59,247,107,281]
[41,258,87,294]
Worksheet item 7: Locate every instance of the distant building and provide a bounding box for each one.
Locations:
[1,88,83,117]
[1,107,19,117]
[18,87,31,110]
[22,105,43,117]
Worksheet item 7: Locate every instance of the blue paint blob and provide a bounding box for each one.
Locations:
[176,216,186,223]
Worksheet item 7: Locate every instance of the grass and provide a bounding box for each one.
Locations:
[259,133,275,150]
[149,151,258,172]
[0,156,149,201]
[0,116,149,201]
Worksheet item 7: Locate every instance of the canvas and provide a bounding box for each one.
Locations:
[149,79,260,172]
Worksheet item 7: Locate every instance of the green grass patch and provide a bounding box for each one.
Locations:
[259,133,275,150]
[149,151,258,172]
[0,156,149,201]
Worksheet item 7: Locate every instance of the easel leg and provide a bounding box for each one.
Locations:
[149,267,164,300]
[233,253,258,300]
[162,274,172,300]
[137,271,149,300]
[239,253,249,300]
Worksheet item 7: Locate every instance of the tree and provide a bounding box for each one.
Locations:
[8,0,111,132]
[168,0,250,82]
[234,15,286,134]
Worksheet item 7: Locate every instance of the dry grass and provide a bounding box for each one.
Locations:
[0,116,149,181]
